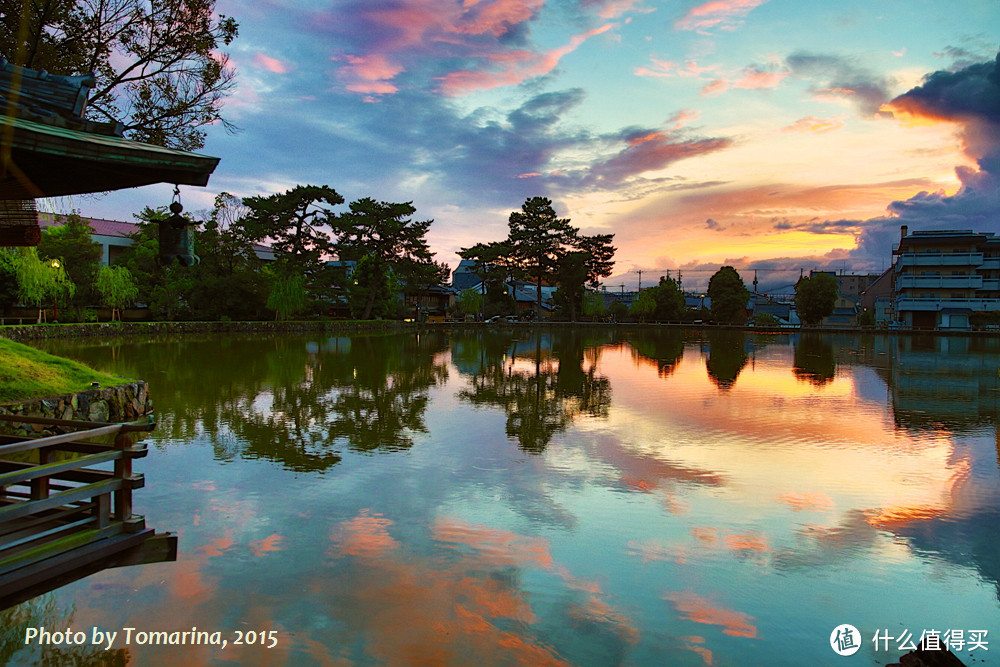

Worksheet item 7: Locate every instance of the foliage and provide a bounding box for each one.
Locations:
[0,338,124,402]
[582,291,607,319]
[95,265,139,318]
[629,289,656,322]
[608,300,628,321]
[12,248,76,321]
[574,233,616,288]
[186,192,269,320]
[708,266,749,324]
[857,309,875,328]
[553,251,588,321]
[265,271,308,321]
[332,198,436,320]
[754,312,780,327]
[507,197,579,315]
[119,208,197,320]
[647,275,685,321]
[456,288,484,316]
[37,213,102,319]
[1,0,239,150]
[457,241,516,317]
[242,185,343,280]
[0,247,18,315]
[795,272,838,326]
[347,255,402,320]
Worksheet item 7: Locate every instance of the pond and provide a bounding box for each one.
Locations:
[5,329,1000,665]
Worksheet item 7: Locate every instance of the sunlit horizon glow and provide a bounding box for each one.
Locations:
[50,0,1000,292]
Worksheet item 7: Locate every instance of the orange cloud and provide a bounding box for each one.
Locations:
[329,509,399,558]
[781,116,845,133]
[665,591,758,638]
[249,533,284,557]
[776,491,835,511]
[432,517,553,568]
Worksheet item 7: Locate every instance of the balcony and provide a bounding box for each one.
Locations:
[981,257,1000,270]
[896,275,983,290]
[895,297,1000,312]
[895,253,983,268]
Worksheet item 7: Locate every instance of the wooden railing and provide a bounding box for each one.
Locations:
[0,415,156,585]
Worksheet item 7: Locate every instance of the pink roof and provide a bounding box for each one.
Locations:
[38,212,139,239]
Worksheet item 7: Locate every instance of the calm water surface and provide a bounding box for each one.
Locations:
[7,329,1000,666]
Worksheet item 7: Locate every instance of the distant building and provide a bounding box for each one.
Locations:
[835,272,880,303]
[451,259,481,291]
[38,213,275,265]
[860,267,893,325]
[892,226,1000,329]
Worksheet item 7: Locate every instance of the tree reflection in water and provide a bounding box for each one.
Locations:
[42,333,450,471]
[704,330,750,390]
[456,330,613,453]
[793,334,836,386]
[2,595,130,665]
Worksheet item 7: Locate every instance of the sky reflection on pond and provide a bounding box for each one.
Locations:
[8,329,1000,666]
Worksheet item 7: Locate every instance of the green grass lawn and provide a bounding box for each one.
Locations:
[0,338,127,403]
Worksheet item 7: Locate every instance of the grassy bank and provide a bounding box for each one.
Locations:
[0,338,126,403]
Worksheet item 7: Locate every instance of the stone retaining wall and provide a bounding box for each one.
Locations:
[0,381,152,437]
[0,319,404,342]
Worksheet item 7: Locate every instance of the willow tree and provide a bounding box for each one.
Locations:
[13,249,75,322]
[95,265,139,321]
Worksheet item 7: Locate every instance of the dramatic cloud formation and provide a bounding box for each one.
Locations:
[437,23,615,96]
[786,51,895,116]
[846,52,1000,263]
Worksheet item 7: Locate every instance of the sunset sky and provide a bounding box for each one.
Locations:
[56,0,999,292]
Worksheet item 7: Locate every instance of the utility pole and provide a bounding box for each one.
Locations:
[637,269,643,291]
[677,270,682,288]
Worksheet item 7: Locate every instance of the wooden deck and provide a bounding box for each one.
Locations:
[0,414,176,608]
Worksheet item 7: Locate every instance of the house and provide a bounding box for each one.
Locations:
[892,226,1000,329]
[451,259,482,291]
[37,213,277,265]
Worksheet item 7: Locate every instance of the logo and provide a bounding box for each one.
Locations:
[831,624,861,656]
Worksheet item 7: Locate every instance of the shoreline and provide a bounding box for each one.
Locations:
[1,318,998,341]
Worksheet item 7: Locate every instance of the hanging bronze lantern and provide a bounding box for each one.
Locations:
[158,187,199,266]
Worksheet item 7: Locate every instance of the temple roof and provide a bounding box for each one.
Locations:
[0,60,219,199]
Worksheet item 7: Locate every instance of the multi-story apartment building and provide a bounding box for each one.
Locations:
[892,225,1000,329]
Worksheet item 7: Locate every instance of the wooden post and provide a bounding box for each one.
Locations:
[30,446,51,501]
[113,430,132,522]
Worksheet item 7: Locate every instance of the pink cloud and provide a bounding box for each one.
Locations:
[335,53,405,96]
[454,0,545,36]
[733,68,785,89]
[593,0,653,19]
[669,108,701,128]
[635,58,717,78]
[700,66,785,96]
[674,0,767,32]
[781,116,845,134]
[665,591,758,638]
[437,23,614,96]
[700,78,728,96]
[253,53,288,74]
